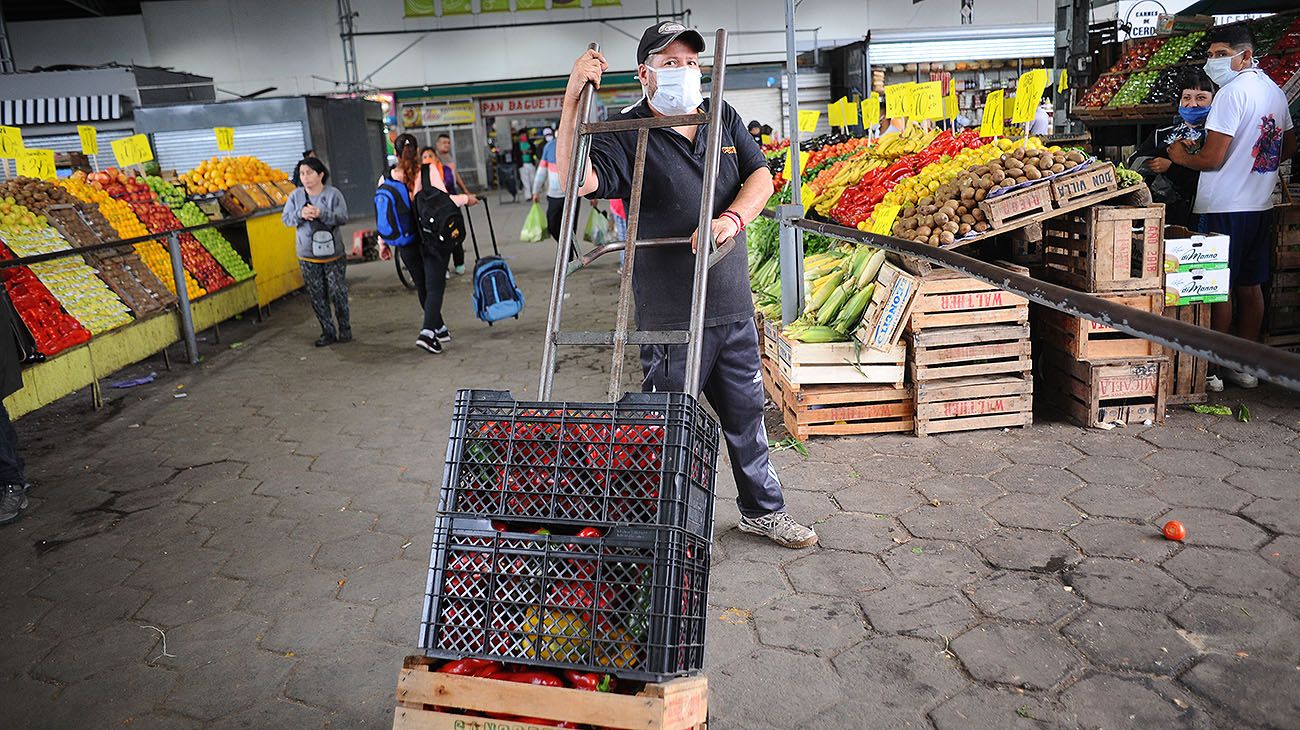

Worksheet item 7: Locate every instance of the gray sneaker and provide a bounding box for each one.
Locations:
[0,484,28,526]
[738,511,818,549]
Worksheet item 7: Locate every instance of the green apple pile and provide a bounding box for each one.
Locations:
[174,202,254,282]
[145,175,187,209]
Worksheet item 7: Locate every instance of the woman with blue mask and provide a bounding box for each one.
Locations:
[1128,69,1215,229]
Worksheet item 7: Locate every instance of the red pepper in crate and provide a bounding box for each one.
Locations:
[438,658,502,676]
[487,670,580,727]
[562,670,614,692]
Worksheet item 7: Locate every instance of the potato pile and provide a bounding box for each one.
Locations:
[891,148,1089,246]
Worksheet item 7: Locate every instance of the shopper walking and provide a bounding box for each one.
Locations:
[0,286,29,526]
[1129,69,1215,229]
[429,135,480,275]
[532,128,566,242]
[1166,25,1296,389]
[283,157,351,347]
[388,133,472,354]
[517,132,538,201]
[557,22,818,549]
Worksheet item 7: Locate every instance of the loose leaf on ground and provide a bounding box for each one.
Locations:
[1190,404,1232,416]
[1236,404,1251,423]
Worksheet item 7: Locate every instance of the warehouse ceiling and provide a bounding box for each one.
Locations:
[0,0,184,22]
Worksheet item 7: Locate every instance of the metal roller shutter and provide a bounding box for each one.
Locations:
[24,129,134,169]
[723,88,782,140]
[781,72,832,139]
[152,121,306,175]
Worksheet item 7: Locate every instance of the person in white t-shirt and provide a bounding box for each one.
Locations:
[1167,24,1296,390]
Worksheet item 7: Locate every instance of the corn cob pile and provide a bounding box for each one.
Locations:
[780,245,887,343]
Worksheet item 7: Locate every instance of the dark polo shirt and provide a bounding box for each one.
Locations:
[587,98,767,331]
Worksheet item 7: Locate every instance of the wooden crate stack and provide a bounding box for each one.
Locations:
[1266,201,1300,351]
[906,266,1034,436]
[1038,204,1171,427]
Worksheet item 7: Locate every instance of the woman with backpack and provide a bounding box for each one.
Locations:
[283,156,351,347]
[382,133,471,355]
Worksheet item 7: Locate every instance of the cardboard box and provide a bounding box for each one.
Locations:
[1164,226,1229,272]
[855,260,920,351]
[1166,267,1230,305]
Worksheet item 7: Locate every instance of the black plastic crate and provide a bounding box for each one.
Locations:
[419,517,710,682]
[439,390,720,538]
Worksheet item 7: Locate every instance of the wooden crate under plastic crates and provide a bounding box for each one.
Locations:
[1042,205,1165,293]
[762,351,913,439]
[1162,303,1210,405]
[1034,292,1164,360]
[393,656,708,730]
[1041,351,1169,428]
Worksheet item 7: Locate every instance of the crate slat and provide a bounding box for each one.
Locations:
[1040,352,1169,428]
[1033,292,1164,360]
[979,183,1054,229]
[909,323,1033,381]
[914,373,1034,437]
[1043,205,1165,293]
[1162,303,1211,405]
[763,358,912,439]
[775,331,906,387]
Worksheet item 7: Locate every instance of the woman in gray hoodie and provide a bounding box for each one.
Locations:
[282,157,351,346]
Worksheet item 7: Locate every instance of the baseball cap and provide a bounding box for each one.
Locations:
[637,21,706,65]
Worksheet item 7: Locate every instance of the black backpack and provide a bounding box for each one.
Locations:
[414,163,465,254]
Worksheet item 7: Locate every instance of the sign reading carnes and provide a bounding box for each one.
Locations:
[479,95,565,117]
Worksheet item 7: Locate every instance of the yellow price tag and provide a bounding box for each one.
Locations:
[840,97,859,127]
[214,127,235,152]
[761,134,773,145]
[1057,69,1069,94]
[885,83,913,119]
[945,90,960,121]
[0,126,24,159]
[1012,69,1050,125]
[827,100,845,128]
[981,90,1006,138]
[869,204,902,236]
[861,93,880,130]
[914,82,945,121]
[785,146,810,177]
[77,125,99,156]
[111,134,154,167]
[797,110,821,133]
[16,148,56,181]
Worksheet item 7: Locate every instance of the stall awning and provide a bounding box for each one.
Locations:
[867,25,1054,65]
[0,95,126,126]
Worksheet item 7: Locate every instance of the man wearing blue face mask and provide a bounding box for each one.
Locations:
[1129,69,1215,229]
[1167,24,1296,390]
[556,23,818,549]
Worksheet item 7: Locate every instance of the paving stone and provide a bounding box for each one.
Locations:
[859,583,979,639]
[1259,535,1300,577]
[928,448,1008,476]
[704,608,761,669]
[0,592,52,640]
[832,480,926,516]
[1139,425,1225,451]
[1143,449,1238,480]
[832,635,967,711]
[368,592,423,648]
[929,687,1062,730]
[1214,440,1294,469]
[1066,520,1178,563]
[116,521,215,563]
[915,474,1003,505]
[1067,456,1160,487]
[124,546,231,588]
[32,621,159,684]
[337,560,423,607]
[1,676,61,729]
[984,493,1085,531]
[189,493,279,528]
[288,506,379,540]
[219,537,318,581]
[1066,484,1168,521]
[707,559,791,609]
[203,517,303,552]
[783,549,891,597]
[29,556,140,601]
[134,575,247,627]
[780,488,841,523]
[1067,558,1187,611]
[162,651,295,721]
[1180,655,1300,729]
[1163,547,1290,599]
[1170,593,1300,662]
[33,584,151,640]
[899,504,997,541]
[1240,497,1300,535]
[209,698,332,730]
[1225,468,1297,499]
[1157,507,1269,550]
[284,637,408,714]
[853,452,939,484]
[950,622,1079,691]
[752,593,867,655]
[148,610,271,671]
[884,539,991,587]
[0,630,46,678]
[1059,673,1209,729]
[1143,475,1255,511]
[313,531,405,571]
[997,439,1084,467]
[45,664,177,728]
[262,600,378,655]
[713,527,792,566]
[968,572,1082,623]
[990,463,1084,496]
[813,512,906,553]
[975,529,1081,573]
[772,459,855,492]
[710,648,844,728]
[1070,432,1155,460]
[1061,607,1198,675]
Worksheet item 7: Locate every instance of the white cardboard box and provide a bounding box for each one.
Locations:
[1164,226,1230,272]
[1166,267,1231,305]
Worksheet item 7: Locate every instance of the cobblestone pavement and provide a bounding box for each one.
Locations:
[2,201,1299,729]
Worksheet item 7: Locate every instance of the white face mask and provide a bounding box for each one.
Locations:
[646,65,704,116]
[1203,51,1244,86]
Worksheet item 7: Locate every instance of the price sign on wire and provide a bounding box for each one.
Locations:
[797,109,821,133]
[112,134,154,167]
[862,93,881,130]
[869,204,902,236]
[945,90,960,121]
[214,127,235,152]
[884,83,912,120]
[77,125,99,156]
[786,146,810,176]
[981,90,1006,138]
[1011,69,1049,125]
[915,82,945,121]
[827,100,845,128]
[841,96,859,127]
[0,126,24,159]
[16,148,56,181]
[1057,69,1069,93]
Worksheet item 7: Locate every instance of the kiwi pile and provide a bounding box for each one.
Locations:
[892,148,1088,246]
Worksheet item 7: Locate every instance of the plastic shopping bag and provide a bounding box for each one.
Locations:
[520,202,545,243]
[584,207,609,245]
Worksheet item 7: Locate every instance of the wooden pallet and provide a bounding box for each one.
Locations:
[393,656,708,730]
[1042,204,1165,293]
[979,183,1054,229]
[775,331,906,387]
[914,372,1033,436]
[763,358,913,438]
[1049,162,1118,206]
[907,266,1030,331]
[1162,303,1210,405]
[909,322,1033,381]
[1034,292,1164,360]
[1040,351,1169,428]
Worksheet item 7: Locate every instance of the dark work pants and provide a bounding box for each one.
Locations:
[0,402,25,486]
[640,319,785,518]
[299,259,350,339]
[547,195,580,261]
[398,244,449,332]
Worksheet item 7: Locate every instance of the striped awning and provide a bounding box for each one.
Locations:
[0,95,126,126]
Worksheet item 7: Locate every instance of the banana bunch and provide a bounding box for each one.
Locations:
[783,246,887,343]
[870,127,942,161]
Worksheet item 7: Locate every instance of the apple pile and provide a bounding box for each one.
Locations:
[174,202,254,282]
[85,169,156,205]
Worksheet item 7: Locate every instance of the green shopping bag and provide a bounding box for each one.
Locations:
[584,207,609,245]
[520,202,545,243]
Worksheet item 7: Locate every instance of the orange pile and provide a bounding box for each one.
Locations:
[60,174,149,240]
[181,156,289,195]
